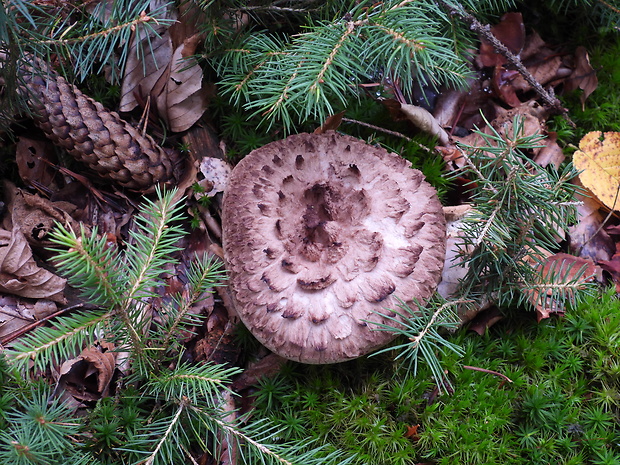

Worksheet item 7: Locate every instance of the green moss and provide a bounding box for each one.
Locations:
[250,290,620,464]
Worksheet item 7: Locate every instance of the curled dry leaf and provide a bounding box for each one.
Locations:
[564,46,598,109]
[314,111,345,134]
[196,157,232,198]
[569,190,615,261]
[151,33,210,132]
[0,226,66,302]
[573,131,620,211]
[119,3,209,132]
[57,342,117,402]
[119,0,173,112]
[385,99,450,145]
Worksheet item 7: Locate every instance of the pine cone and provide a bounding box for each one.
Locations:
[19,59,185,193]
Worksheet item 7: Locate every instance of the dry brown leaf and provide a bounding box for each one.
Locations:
[57,342,116,401]
[477,12,525,68]
[564,46,598,109]
[151,33,209,132]
[526,252,596,321]
[314,111,345,134]
[0,226,66,302]
[2,181,79,249]
[119,0,173,112]
[16,137,59,190]
[533,132,565,169]
[573,131,620,210]
[568,189,615,261]
[0,295,57,343]
[468,307,503,335]
[119,3,209,132]
[397,102,451,145]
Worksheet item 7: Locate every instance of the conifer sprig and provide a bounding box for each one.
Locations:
[370,297,466,392]
[215,0,475,131]
[146,361,242,406]
[3,188,350,464]
[454,116,586,306]
[6,311,110,373]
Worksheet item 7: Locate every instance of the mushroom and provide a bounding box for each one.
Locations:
[222,131,446,364]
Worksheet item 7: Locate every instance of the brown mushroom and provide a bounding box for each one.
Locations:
[222,131,446,364]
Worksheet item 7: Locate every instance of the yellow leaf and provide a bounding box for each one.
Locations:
[574,131,620,210]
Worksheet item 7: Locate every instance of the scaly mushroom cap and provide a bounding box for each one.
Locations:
[222,131,446,364]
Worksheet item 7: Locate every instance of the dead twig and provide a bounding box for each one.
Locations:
[0,304,83,345]
[437,0,573,125]
[463,365,513,383]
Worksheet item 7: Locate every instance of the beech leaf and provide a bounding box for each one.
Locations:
[0,227,66,302]
[573,131,620,210]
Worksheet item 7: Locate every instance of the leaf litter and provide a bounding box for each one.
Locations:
[0,4,617,454]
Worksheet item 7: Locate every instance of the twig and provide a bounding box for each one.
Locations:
[0,304,83,345]
[463,365,513,383]
[341,117,434,153]
[437,0,571,122]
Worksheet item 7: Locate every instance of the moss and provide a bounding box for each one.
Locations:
[250,290,620,464]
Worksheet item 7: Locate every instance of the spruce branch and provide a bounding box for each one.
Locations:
[215,0,474,130]
[49,224,123,309]
[453,116,584,307]
[140,397,188,465]
[370,297,466,393]
[146,362,242,407]
[6,311,110,373]
[159,256,226,350]
[200,415,353,465]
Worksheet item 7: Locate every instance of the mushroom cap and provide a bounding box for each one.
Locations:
[222,131,446,364]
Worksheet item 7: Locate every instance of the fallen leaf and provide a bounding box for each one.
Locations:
[0,295,57,344]
[526,253,596,321]
[564,46,598,109]
[119,0,174,112]
[231,353,288,392]
[16,137,59,190]
[57,342,117,402]
[193,305,240,365]
[120,3,209,132]
[385,100,450,145]
[568,189,615,261]
[0,226,66,303]
[404,424,420,440]
[2,180,79,249]
[533,132,565,169]
[573,131,620,210]
[151,32,210,132]
[477,12,525,68]
[468,307,503,335]
[314,111,345,134]
[599,252,620,293]
[196,157,232,198]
